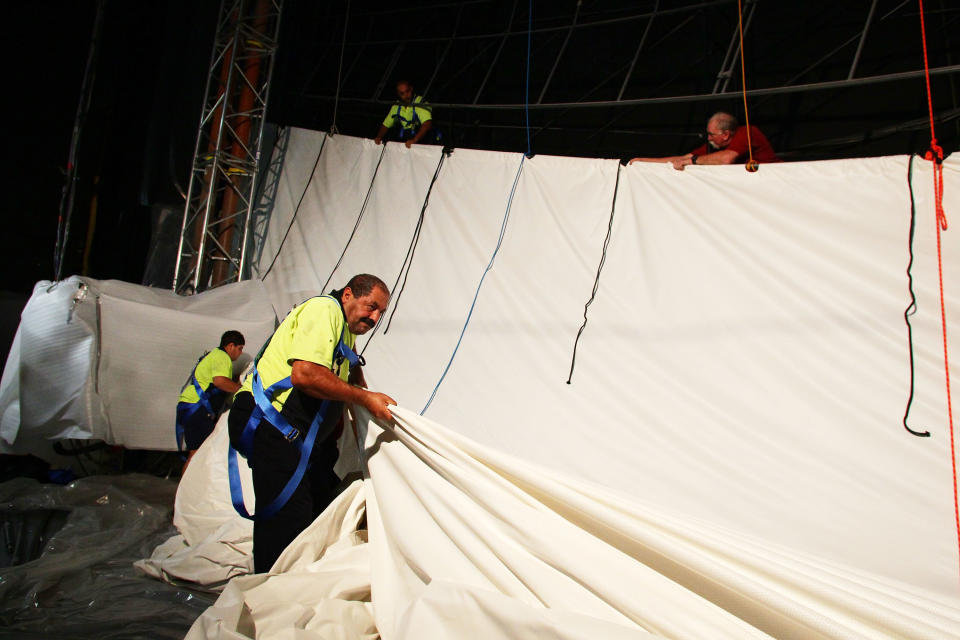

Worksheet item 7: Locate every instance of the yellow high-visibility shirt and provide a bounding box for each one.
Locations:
[178,348,232,404]
[381,95,432,131]
[238,296,354,411]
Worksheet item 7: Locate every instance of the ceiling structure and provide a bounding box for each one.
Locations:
[14,1,960,296]
[270,0,960,162]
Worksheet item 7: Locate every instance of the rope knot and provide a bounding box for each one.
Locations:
[925,142,944,165]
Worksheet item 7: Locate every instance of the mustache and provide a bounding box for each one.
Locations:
[359,317,375,327]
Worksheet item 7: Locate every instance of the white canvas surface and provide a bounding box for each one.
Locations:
[5,127,959,637]
[0,277,106,449]
[0,278,277,450]
[198,131,959,636]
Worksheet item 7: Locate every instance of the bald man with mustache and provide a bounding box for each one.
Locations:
[228,273,396,573]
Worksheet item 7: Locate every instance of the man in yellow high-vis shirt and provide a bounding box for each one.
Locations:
[176,330,244,469]
[228,274,395,573]
[374,80,435,147]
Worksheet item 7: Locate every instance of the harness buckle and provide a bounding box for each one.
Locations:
[283,428,301,443]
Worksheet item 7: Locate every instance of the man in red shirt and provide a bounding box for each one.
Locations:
[630,112,780,170]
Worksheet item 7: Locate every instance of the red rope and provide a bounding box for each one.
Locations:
[918,0,959,578]
[736,0,757,172]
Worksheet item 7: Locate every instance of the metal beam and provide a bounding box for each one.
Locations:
[618,0,658,101]
[473,0,520,104]
[304,63,960,111]
[424,3,464,99]
[537,0,582,104]
[712,0,757,95]
[349,0,732,46]
[848,0,879,79]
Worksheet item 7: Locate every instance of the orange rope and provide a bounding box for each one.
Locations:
[918,0,960,577]
[736,0,757,171]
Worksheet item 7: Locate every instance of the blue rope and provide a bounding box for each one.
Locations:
[421,155,526,414]
[525,0,533,157]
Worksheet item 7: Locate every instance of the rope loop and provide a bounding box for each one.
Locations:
[925,143,947,230]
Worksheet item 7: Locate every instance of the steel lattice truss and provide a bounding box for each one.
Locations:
[174,0,283,294]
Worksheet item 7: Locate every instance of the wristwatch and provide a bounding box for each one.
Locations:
[690,154,698,165]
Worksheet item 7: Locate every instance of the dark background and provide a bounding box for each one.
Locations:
[8,0,960,298]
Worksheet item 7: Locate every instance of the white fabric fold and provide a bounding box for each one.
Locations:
[127,133,960,637]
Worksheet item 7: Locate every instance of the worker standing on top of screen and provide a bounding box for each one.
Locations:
[630,112,781,171]
[374,80,436,148]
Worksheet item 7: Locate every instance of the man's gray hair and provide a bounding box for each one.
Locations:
[709,112,739,132]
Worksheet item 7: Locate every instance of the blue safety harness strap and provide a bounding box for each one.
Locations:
[228,395,329,520]
[192,375,217,415]
[227,296,360,521]
[395,96,434,140]
[335,337,363,369]
[175,360,221,453]
[243,371,297,454]
[396,105,419,139]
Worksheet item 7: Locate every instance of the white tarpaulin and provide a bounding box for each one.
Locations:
[4,127,959,637]
[165,129,960,638]
[0,277,276,451]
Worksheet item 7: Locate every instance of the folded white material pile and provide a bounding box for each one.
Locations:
[176,406,960,638]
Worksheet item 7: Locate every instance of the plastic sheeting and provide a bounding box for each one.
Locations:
[166,130,960,637]
[0,277,277,452]
[0,474,215,638]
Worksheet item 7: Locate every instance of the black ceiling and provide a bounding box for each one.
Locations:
[271,0,960,161]
[10,1,960,294]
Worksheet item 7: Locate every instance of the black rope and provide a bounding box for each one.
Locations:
[330,0,351,134]
[903,154,931,437]
[321,142,389,293]
[566,163,620,384]
[261,132,326,281]
[361,149,448,356]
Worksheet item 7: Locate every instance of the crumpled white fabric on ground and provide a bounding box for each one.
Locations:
[185,478,375,640]
[364,406,960,639]
[135,414,254,586]
[181,404,960,638]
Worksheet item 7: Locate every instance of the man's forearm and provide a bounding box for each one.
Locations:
[629,154,689,165]
[212,376,241,394]
[410,120,433,144]
[692,149,738,165]
[291,361,368,404]
[291,360,396,420]
[669,149,739,170]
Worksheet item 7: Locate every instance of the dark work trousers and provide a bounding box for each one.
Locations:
[229,391,343,573]
[177,402,217,450]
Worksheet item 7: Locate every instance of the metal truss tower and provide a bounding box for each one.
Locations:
[173,0,283,294]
